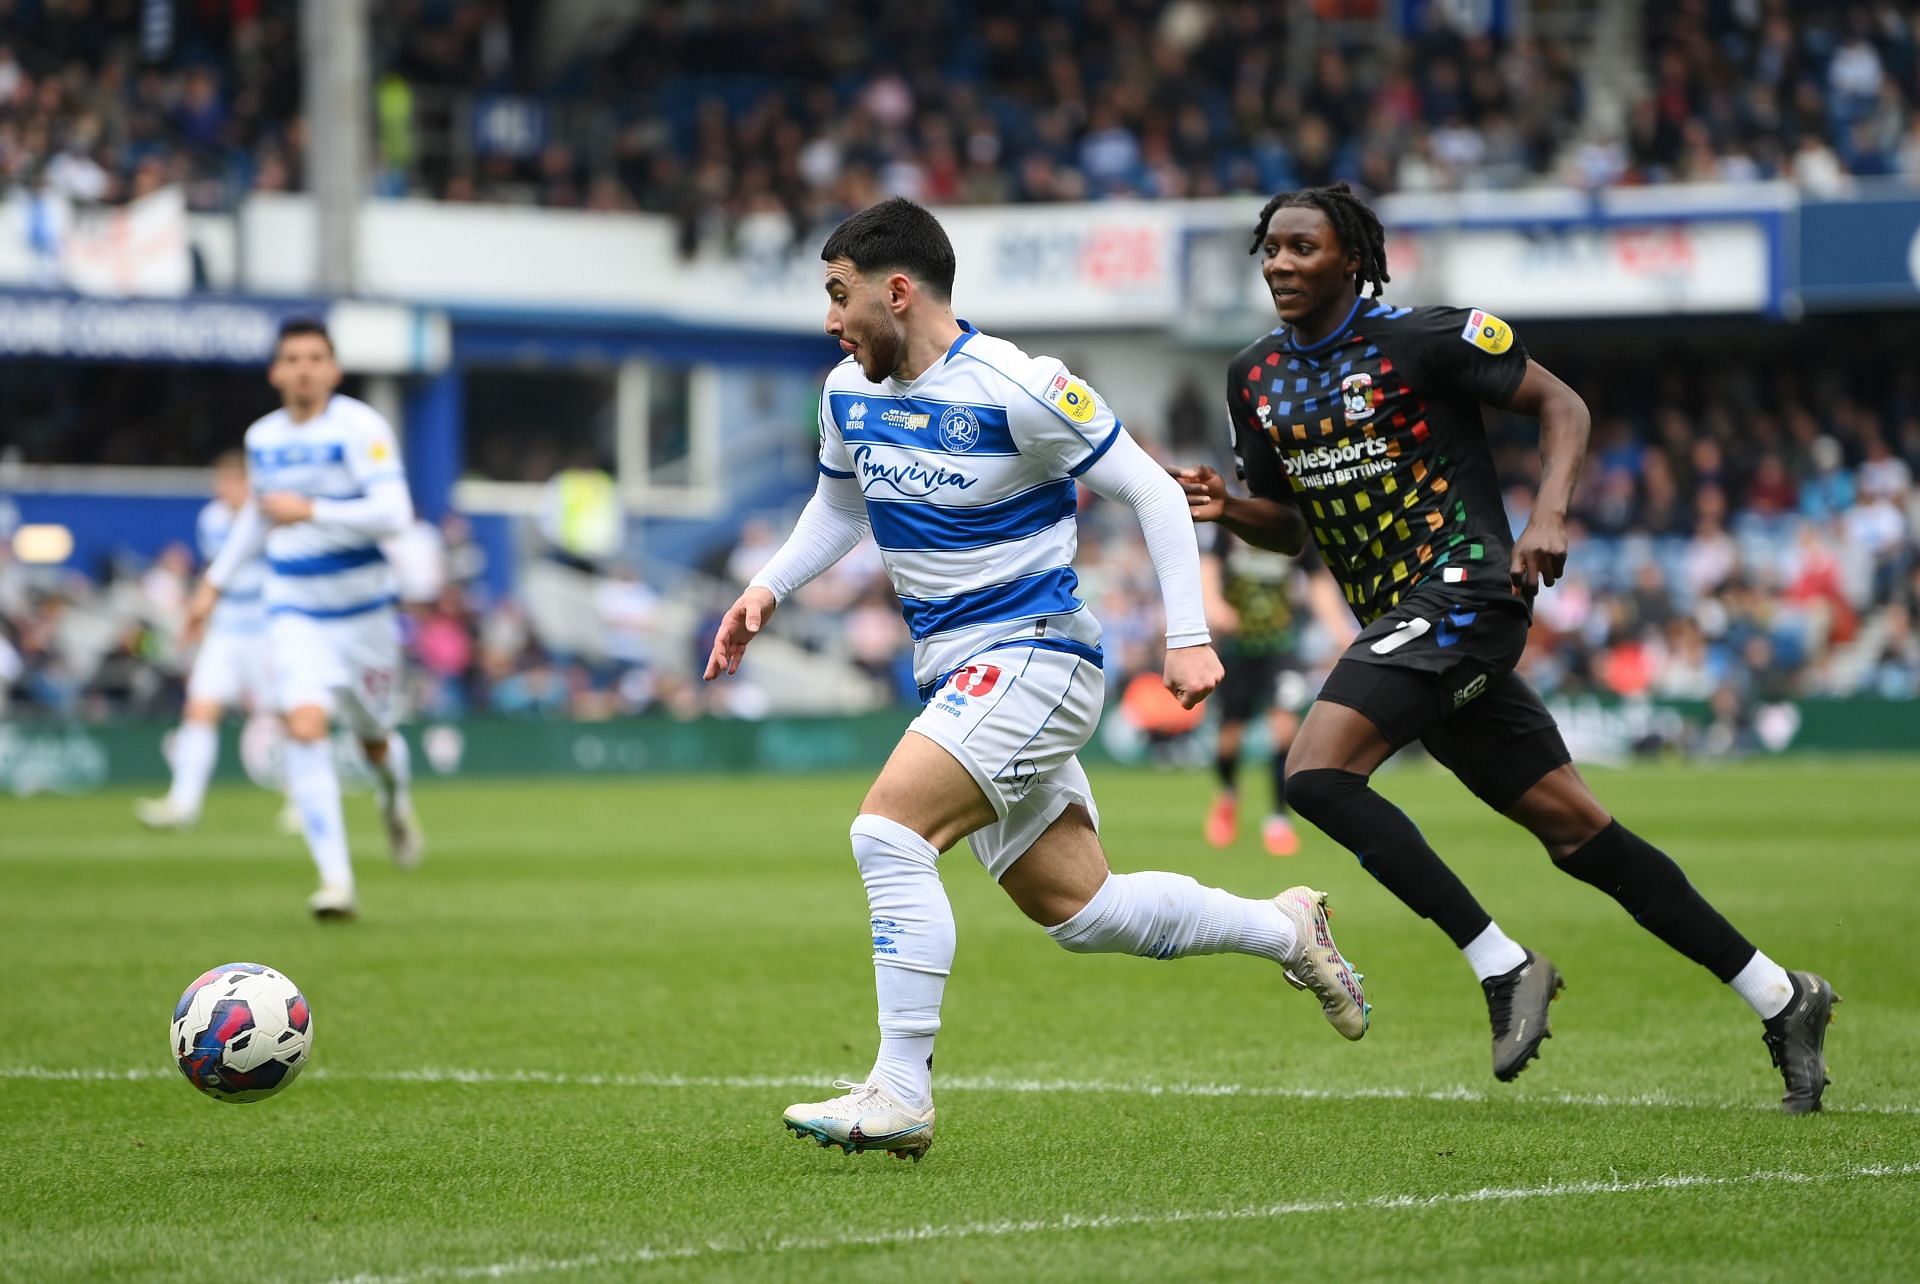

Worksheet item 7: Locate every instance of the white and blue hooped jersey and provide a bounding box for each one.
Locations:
[818,321,1124,697]
[243,395,404,620]
[197,499,266,634]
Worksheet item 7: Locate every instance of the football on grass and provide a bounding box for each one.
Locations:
[170,963,312,1103]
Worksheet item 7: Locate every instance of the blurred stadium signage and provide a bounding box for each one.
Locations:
[1183,188,1787,335]
[343,189,1786,331]
[32,183,1920,335]
[250,196,1186,329]
[10,701,1918,796]
[1412,220,1773,316]
[0,724,109,796]
[1795,190,1920,311]
[689,205,1184,330]
[0,291,447,371]
[0,293,293,363]
[956,204,1183,329]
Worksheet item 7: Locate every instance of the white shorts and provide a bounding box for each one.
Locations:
[186,626,275,710]
[907,644,1106,881]
[268,608,403,738]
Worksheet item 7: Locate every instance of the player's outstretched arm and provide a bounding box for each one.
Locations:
[705,473,868,681]
[1502,360,1592,593]
[1079,431,1221,709]
[1168,465,1310,555]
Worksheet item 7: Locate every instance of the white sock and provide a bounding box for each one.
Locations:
[871,967,942,1112]
[1729,950,1795,1020]
[284,739,353,892]
[164,721,218,819]
[851,814,951,1112]
[1462,922,1529,982]
[368,734,412,813]
[1045,871,1297,964]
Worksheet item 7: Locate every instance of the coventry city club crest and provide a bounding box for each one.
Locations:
[938,405,981,452]
[1341,372,1375,423]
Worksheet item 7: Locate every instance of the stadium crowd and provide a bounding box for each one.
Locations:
[5,350,1919,739]
[3,2,1918,232]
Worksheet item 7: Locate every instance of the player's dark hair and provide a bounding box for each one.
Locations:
[274,316,335,356]
[212,449,246,473]
[820,197,957,301]
[1250,182,1390,298]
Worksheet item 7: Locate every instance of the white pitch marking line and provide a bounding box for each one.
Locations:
[4,1064,1917,1116]
[330,1161,1920,1284]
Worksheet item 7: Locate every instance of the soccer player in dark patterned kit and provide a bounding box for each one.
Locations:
[1172,183,1839,1112]
[1199,528,1352,856]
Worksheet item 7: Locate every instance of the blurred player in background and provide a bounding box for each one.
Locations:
[136,451,293,832]
[707,198,1369,1161]
[1176,183,1837,1112]
[186,319,423,920]
[1199,528,1351,855]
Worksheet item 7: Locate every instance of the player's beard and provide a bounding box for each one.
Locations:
[860,310,904,383]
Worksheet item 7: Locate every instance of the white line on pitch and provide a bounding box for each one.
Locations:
[328,1160,1920,1284]
[4,1064,1917,1116]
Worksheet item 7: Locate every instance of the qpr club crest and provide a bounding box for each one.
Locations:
[1340,372,1375,423]
[938,404,981,452]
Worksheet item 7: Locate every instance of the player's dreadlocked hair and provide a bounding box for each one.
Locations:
[1249,183,1390,298]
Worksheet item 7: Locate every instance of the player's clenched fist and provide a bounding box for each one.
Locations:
[704,585,778,680]
[1163,642,1223,710]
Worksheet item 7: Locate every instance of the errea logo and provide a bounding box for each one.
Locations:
[847,401,868,426]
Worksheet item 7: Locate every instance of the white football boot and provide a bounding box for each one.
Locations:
[135,797,197,831]
[383,801,425,871]
[308,884,359,921]
[783,1081,935,1161]
[1274,885,1370,1040]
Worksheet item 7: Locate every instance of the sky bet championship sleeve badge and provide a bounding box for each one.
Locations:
[1046,373,1098,424]
[1461,309,1514,354]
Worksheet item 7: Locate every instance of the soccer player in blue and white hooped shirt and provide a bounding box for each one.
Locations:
[187,319,423,920]
[137,451,291,832]
[705,199,1372,1160]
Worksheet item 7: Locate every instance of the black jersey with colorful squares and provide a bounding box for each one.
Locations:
[1226,297,1529,626]
[1202,524,1300,657]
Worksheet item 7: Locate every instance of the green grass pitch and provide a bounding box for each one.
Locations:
[3,757,1918,1282]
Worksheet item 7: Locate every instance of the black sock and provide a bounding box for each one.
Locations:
[1269,748,1289,815]
[1285,768,1492,947]
[1214,752,1238,793]
[1554,821,1755,982]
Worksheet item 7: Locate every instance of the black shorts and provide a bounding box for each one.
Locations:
[1216,646,1296,724]
[1317,582,1570,811]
